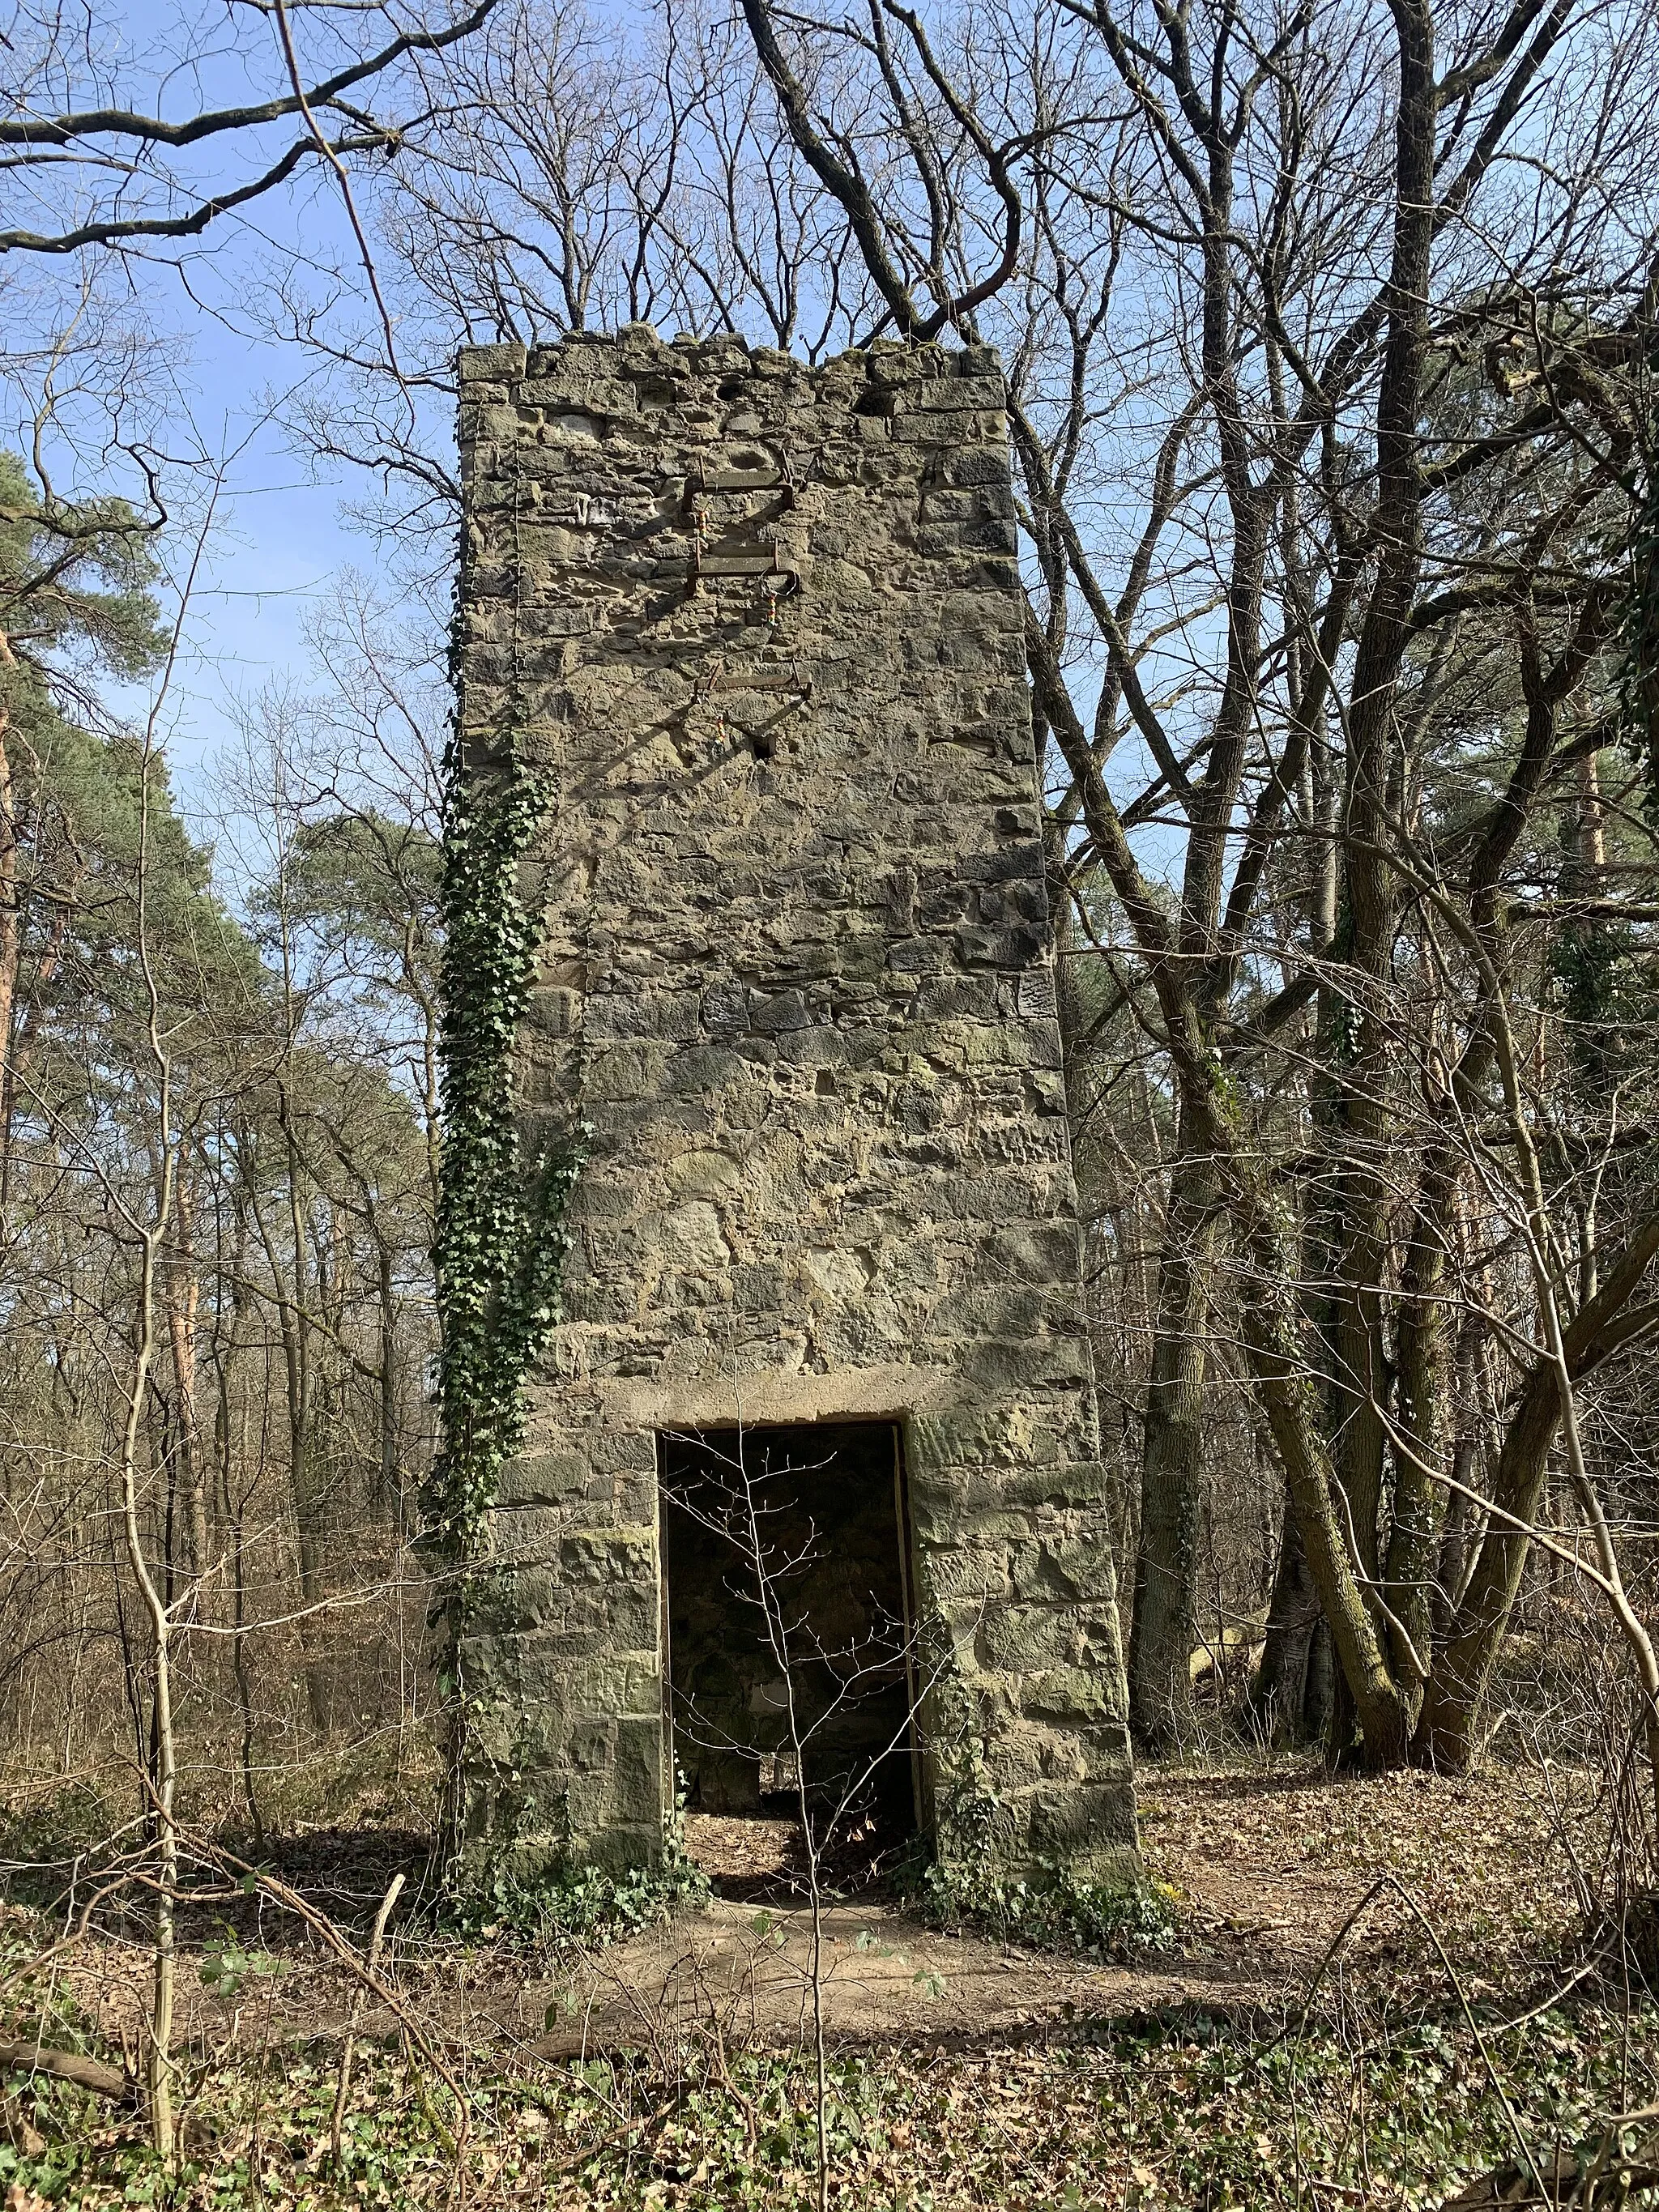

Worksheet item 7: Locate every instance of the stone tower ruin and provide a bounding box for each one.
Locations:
[451,324,1135,1881]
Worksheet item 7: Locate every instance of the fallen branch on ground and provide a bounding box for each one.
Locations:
[0,2038,130,2100]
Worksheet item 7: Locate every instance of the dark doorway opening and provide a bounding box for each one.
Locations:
[658,1421,919,1894]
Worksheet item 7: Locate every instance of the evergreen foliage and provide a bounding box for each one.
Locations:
[428,744,582,1551]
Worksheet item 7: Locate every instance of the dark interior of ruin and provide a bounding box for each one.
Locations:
[658,1421,919,1880]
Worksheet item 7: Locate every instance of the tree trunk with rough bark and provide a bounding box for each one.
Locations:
[1128,1136,1218,1748]
[1256,1495,1334,1745]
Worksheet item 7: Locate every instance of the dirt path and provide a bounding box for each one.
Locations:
[32,1758,1583,2063]
[507,1894,1254,2055]
[454,1761,1581,2056]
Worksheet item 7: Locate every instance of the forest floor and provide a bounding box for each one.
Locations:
[3,1754,1655,2211]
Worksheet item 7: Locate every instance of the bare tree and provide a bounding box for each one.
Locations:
[0,0,504,260]
[723,0,1659,1766]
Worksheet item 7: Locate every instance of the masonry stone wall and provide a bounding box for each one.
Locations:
[453,323,1135,1877]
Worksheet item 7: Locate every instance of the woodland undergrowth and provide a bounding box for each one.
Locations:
[3,1761,1653,2212]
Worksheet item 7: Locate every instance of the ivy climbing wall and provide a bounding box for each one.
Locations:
[450,326,1136,1877]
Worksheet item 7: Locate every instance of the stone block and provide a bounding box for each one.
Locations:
[915,1542,1015,1608]
[1010,1533,1118,1605]
[610,1716,667,1825]
[911,377,1007,411]
[557,1528,657,1583]
[458,343,527,381]
[1027,1776,1139,1860]
[972,1605,1084,1672]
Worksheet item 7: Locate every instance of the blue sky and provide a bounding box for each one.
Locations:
[3,0,1185,900]
[151,217,391,795]
[3,1,437,824]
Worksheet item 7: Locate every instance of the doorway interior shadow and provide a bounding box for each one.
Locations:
[657,1419,923,1892]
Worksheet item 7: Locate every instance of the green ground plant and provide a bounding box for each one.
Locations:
[5,1996,1652,2210]
[436,1802,710,1953]
[918,1723,1179,1960]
